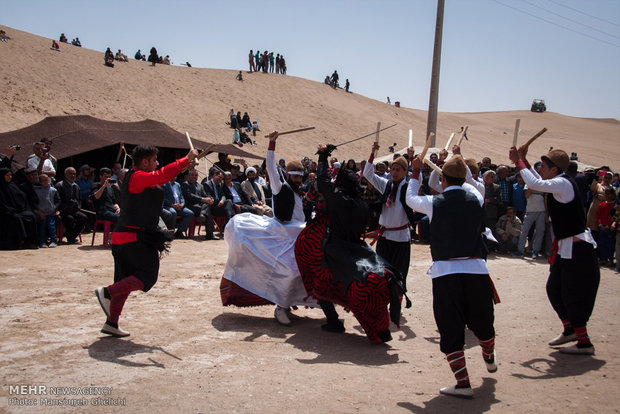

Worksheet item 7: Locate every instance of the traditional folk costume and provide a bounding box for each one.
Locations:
[514,149,599,355]
[406,156,498,399]
[362,156,414,287]
[95,150,190,337]
[294,147,408,344]
[220,139,316,321]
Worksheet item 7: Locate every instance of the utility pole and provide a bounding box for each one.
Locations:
[426,0,445,147]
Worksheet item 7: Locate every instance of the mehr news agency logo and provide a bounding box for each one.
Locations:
[8,384,126,407]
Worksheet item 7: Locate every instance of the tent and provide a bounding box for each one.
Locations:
[0,115,263,178]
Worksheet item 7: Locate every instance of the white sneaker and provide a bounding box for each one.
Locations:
[39,244,48,248]
[559,344,594,355]
[101,322,130,337]
[95,287,111,318]
[439,385,473,399]
[485,350,498,373]
[49,242,57,248]
[274,306,291,326]
[548,332,577,346]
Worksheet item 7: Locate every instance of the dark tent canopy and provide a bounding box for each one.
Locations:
[0,115,263,178]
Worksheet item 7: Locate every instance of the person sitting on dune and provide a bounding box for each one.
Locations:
[115,49,128,62]
[0,30,11,42]
[50,40,60,51]
[104,47,115,67]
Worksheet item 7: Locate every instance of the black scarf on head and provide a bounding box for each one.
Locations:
[0,168,28,214]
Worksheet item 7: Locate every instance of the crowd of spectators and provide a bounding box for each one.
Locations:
[1,139,618,272]
[248,50,286,74]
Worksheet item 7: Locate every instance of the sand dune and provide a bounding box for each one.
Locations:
[1,25,618,169]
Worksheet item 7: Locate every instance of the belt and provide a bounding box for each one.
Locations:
[364,224,409,246]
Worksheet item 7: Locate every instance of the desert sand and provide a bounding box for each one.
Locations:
[0,25,619,414]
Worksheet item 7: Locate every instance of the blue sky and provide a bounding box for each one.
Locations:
[3,0,620,119]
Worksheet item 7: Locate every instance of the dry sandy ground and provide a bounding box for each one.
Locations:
[1,232,619,413]
[1,25,619,170]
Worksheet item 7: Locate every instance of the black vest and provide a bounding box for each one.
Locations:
[547,174,586,239]
[380,179,416,226]
[430,189,485,261]
[117,169,164,230]
[273,183,295,222]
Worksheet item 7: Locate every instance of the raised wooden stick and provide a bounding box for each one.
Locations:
[523,127,547,148]
[456,125,469,146]
[181,143,216,173]
[408,129,413,148]
[444,132,455,151]
[424,157,443,174]
[373,122,381,157]
[264,126,315,138]
[186,131,195,150]
[512,119,520,147]
[420,132,435,160]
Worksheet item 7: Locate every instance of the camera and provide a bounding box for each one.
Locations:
[42,148,49,153]
[108,179,117,184]
[10,145,21,151]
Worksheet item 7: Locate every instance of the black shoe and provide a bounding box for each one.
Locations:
[321,320,345,333]
[205,233,220,240]
[174,231,186,239]
[378,330,392,343]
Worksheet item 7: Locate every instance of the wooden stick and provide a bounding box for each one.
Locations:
[444,132,455,151]
[181,143,216,173]
[408,129,413,148]
[186,132,195,150]
[512,119,520,147]
[373,122,381,157]
[456,125,469,146]
[115,142,124,163]
[420,132,435,160]
[424,158,443,174]
[79,208,97,216]
[523,127,547,148]
[263,126,315,138]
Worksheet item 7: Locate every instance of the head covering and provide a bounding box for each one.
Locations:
[442,155,468,178]
[464,158,479,176]
[541,149,569,172]
[246,166,257,175]
[335,167,361,196]
[286,160,304,176]
[392,156,408,172]
[79,164,94,171]
[333,162,341,169]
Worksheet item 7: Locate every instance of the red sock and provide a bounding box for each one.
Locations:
[446,351,470,388]
[106,276,144,324]
[479,337,495,362]
[574,326,591,346]
[561,319,573,334]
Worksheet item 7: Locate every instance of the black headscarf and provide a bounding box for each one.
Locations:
[0,168,28,213]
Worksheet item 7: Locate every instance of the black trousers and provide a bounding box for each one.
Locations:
[210,200,235,220]
[546,241,600,328]
[189,203,215,234]
[432,273,495,354]
[112,241,160,292]
[60,211,87,241]
[376,237,410,284]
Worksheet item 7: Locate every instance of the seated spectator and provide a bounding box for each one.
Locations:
[71,37,82,46]
[239,167,273,217]
[0,29,11,42]
[163,55,171,65]
[59,33,68,43]
[115,49,128,62]
[76,164,95,206]
[597,187,617,266]
[230,163,246,183]
[92,168,120,223]
[236,71,243,81]
[55,167,87,244]
[495,207,522,254]
[162,177,194,239]
[149,46,158,66]
[104,47,115,67]
[135,49,145,60]
[51,40,60,51]
[242,112,251,131]
[239,130,254,145]
[19,168,40,215]
[233,129,241,145]
[34,174,60,248]
[0,168,39,249]
[223,172,258,214]
[202,167,236,223]
[181,169,218,240]
[26,141,56,179]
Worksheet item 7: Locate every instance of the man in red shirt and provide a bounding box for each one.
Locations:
[95,145,198,337]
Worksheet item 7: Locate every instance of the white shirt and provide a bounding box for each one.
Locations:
[406,175,489,279]
[227,184,242,203]
[27,155,55,174]
[362,161,410,242]
[266,149,304,222]
[519,167,596,258]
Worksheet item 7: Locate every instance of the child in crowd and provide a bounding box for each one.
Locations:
[252,120,260,137]
[34,174,60,248]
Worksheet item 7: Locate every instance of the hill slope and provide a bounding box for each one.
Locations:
[1,25,618,168]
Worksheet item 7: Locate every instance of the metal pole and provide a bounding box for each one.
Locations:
[426,0,445,147]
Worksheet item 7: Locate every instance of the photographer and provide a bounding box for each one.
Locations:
[26,142,56,178]
[1,145,20,169]
[92,168,120,223]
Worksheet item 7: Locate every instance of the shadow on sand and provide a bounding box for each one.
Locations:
[212,312,403,366]
[512,351,605,380]
[85,337,182,368]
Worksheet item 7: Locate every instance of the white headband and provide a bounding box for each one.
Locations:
[287,171,304,176]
